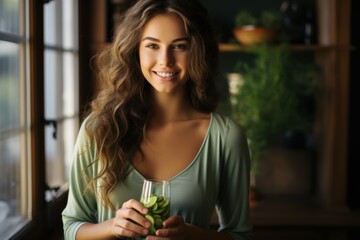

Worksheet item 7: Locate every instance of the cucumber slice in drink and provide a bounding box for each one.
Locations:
[152,207,164,214]
[160,198,170,208]
[157,196,164,202]
[144,195,157,208]
[145,214,154,225]
[141,194,170,236]
[154,215,163,229]
[152,202,158,211]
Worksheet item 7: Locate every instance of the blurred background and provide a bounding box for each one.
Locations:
[0,0,358,239]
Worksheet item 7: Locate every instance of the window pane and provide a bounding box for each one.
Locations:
[62,0,78,49]
[44,0,58,46]
[44,0,79,49]
[0,134,29,239]
[44,0,79,191]
[45,117,78,189]
[0,0,30,238]
[44,51,80,188]
[44,49,60,119]
[63,52,79,116]
[44,50,79,117]
[0,0,20,34]
[0,41,21,132]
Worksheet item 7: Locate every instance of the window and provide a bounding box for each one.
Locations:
[0,0,80,238]
[0,0,31,238]
[43,0,79,196]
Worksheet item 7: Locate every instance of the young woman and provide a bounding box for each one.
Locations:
[62,0,252,239]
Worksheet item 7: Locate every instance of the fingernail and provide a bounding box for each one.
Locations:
[143,208,148,214]
[145,222,151,228]
[143,229,148,235]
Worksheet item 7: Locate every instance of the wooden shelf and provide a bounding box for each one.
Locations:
[218,43,338,52]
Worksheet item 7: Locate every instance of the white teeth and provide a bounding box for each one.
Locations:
[156,72,176,78]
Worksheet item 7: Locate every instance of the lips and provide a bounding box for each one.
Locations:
[154,71,178,78]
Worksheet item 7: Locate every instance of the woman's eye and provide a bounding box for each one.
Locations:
[173,44,188,50]
[146,44,159,49]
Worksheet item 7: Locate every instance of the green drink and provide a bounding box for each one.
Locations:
[140,180,170,236]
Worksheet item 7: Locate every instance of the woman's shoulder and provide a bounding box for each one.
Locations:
[211,112,243,131]
[78,113,101,136]
[210,112,247,141]
[74,114,99,152]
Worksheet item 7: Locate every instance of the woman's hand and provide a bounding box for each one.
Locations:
[145,215,233,240]
[146,215,190,240]
[111,199,151,238]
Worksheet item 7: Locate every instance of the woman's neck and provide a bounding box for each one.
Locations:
[150,91,194,123]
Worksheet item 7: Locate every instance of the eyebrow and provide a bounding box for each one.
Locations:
[142,37,190,43]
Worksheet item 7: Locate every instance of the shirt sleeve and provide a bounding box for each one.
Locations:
[216,119,253,239]
[62,120,99,240]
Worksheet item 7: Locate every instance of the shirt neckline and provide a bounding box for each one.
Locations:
[129,112,214,182]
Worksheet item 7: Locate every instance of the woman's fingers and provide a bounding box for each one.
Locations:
[154,216,185,238]
[162,215,184,228]
[111,199,151,237]
[122,198,149,215]
[146,236,172,240]
[113,216,149,236]
[116,206,149,228]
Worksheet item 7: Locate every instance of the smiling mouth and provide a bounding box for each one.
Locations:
[154,71,178,78]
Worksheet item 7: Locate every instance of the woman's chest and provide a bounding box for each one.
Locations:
[132,119,209,180]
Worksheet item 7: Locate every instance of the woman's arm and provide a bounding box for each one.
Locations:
[62,120,100,239]
[75,199,151,240]
[216,120,253,239]
[63,122,149,239]
[76,219,114,240]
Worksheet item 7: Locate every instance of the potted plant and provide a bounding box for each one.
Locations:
[233,9,282,46]
[229,44,319,195]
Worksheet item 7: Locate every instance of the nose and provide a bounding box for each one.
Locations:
[158,48,174,67]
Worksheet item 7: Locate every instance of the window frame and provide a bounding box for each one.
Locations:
[2,0,85,238]
[10,0,47,238]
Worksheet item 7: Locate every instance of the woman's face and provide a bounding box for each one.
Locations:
[139,12,190,95]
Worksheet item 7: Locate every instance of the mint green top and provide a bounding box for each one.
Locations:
[62,112,252,239]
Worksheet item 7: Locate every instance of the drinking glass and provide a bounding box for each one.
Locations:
[139,179,170,237]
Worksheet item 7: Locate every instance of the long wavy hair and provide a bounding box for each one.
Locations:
[85,0,219,209]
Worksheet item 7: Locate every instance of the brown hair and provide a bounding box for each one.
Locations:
[85,0,219,209]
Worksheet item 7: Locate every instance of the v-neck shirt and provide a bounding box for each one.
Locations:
[62,112,253,239]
